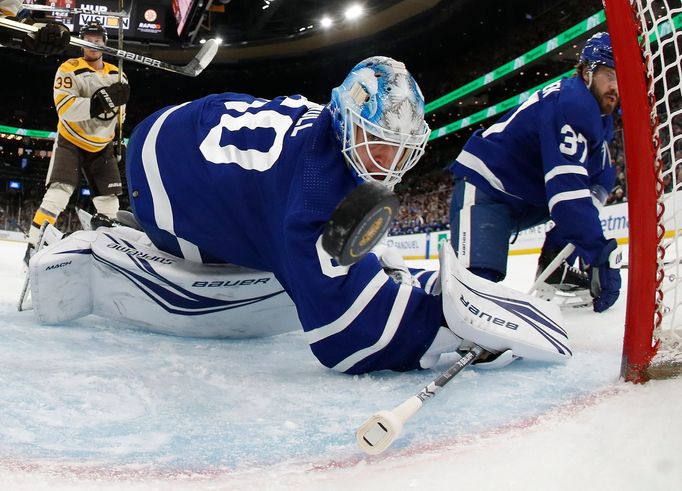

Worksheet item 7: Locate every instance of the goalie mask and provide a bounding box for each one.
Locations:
[329,56,431,188]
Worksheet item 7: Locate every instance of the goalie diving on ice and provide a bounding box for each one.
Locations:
[21,56,571,376]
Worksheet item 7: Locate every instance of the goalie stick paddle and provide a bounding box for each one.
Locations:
[528,243,576,295]
[0,17,219,77]
[356,345,486,455]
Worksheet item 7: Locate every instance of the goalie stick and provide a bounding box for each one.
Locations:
[528,243,576,295]
[356,345,486,455]
[357,245,579,455]
[20,4,129,17]
[0,17,219,77]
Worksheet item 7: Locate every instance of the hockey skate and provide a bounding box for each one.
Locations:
[534,247,592,310]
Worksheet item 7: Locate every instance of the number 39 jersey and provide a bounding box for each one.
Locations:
[126,92,443,374]
[450,76,615,265]
[53,57,127,153]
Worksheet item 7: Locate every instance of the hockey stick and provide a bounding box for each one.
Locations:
[116,0,124,159]
[0,17,219,76]
[528,243,576,295]
[21,4,129,18]
[356,344,486,455]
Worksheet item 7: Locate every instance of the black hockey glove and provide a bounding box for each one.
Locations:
[588,239,623,313]
[90,83,130,117]
[22,21,71,55]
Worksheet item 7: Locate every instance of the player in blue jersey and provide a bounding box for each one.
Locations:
[26,55,571,374]
[124,57,468,374]
[449,32,622,313]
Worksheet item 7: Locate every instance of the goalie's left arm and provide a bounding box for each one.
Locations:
[283,232,446,375]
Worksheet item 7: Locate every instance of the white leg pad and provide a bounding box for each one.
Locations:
[29,228,301,338]
[440,244,571,363]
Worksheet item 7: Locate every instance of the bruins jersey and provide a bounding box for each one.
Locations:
[53,57,128,153]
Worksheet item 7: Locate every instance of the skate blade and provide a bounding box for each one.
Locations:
[535,283,592,310]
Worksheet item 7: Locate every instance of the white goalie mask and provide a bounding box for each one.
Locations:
[329,57,431,189]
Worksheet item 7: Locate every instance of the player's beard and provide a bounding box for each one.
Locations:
[592,85,619,115]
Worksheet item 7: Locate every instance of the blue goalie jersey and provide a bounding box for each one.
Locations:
[451,76,616,265]
[126,93,442,374]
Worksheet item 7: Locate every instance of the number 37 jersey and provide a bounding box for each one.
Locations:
[450,76,616,265]
[126,93,443,374]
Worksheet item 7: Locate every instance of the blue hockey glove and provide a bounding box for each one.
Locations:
[589,239,622,313]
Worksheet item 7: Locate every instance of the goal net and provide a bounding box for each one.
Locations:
[607,0,682,381]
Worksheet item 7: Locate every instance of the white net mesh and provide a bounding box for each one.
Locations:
[636,0,682,365]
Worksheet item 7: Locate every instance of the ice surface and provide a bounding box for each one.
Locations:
[0,240,680,490]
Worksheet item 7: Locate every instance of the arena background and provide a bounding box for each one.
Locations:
[1,0,641,246]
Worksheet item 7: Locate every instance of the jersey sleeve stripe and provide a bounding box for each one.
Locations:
[481,91,540,138]
[332,283,412,372]
[56,97,77,117]
[548,189,592,213]
[544,165,588,183]
[54,93,69,105]
[306,270,389,344]
[423,271,439,294]
[140,103,190,234]
[177,237,203,262]
[456,150,508,194]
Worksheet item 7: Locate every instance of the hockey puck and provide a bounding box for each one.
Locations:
[322,181,399,266]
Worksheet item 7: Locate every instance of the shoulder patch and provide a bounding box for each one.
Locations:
[59,58,84,72]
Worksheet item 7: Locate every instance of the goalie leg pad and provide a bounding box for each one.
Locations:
[440,244,571,363]
[30,228,302,338]
[30,230,96,323]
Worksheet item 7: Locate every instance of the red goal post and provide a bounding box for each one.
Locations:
[605,0,682,381]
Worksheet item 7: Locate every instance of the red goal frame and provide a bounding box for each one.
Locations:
[605,0,664,382]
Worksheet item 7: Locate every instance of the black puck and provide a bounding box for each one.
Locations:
[322,181,399,266]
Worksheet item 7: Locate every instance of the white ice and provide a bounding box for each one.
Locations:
[0,239,680,490]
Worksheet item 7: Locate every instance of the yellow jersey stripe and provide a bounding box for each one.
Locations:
[58,121,112,152]
[56,97,76,117]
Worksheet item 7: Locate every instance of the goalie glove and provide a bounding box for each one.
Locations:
[90,82,130,117]
[372,244,420,287]
[589,239,622,313]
